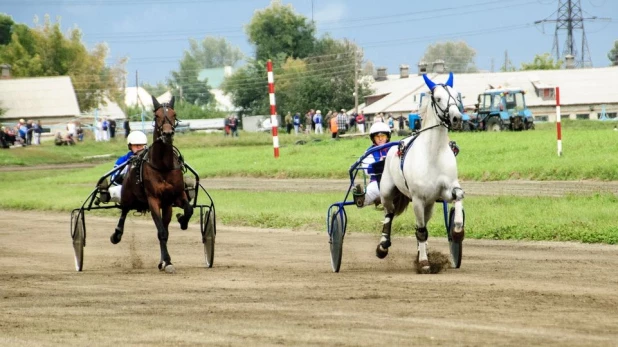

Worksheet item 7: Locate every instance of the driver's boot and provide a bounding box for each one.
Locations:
[98,178,111,203]
[353,184,365,208]
[184,176,196,201]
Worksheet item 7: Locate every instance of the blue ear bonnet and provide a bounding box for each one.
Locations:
[423,71,454,91]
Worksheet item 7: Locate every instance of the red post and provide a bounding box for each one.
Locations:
[555,87,562,156]
[266,60,279,158]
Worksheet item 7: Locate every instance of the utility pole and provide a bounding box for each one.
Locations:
[354,50,359,114]
[535,0,610,68]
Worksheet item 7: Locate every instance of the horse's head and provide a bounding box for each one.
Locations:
[422,72,463,128]
[152,95,178,144]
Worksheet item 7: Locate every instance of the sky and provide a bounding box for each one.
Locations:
[4,0,617,85]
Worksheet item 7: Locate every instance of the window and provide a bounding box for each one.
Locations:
[576,114,589,120]
[606,112,617,119]
[535,115,549,122]
[538,88,555,101]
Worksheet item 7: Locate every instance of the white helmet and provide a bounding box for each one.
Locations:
[127,131,148,146]
[369,122,391,143]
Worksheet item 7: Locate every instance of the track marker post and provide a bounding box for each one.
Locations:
[556,86,562,157]
[266,60,279,158]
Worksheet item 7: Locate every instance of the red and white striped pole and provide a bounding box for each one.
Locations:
[266,60,279,158]
[555,86,562,157]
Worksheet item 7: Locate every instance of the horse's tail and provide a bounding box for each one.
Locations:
[392,190,411,217]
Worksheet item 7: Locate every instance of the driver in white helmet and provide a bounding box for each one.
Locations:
[353,122,392,208]
[99,130,148,203]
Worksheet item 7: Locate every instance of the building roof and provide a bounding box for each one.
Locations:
[198,66,233,89]
[124,86,153,109]
[0,76,80,120]
[362,67,618,115]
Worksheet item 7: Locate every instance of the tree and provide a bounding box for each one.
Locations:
[608,40,618,65]
[168,37,243,106]
[520,53,562,70]
[246,0,316,61]
[420,41,478,73]
[221,58,272,115]
[0,13,14,45]
[0,15,126,111]
[141,82,169,99]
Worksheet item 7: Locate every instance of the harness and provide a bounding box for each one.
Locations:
[397,84,459,188]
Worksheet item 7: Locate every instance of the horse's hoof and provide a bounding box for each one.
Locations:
[176,213,189,230]
[376,244,389,259]
[158,262,175,274]
[452,226,465,243]
[110,233,122,244]
[418,260,431,274]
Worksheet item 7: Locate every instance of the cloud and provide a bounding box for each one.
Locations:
[314,2,346,24]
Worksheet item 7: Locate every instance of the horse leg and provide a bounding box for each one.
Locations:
[175,196,194,230]
[149,201,175,273]
[413,199,432,274]
[111,207,129,244]
[451,187,465,242]
[376,211,394,259]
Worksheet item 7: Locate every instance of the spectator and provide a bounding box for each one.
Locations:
[229,115,239,137]
[293,112,301,135]
[76,122,84,142]
[329,114,339,139]
[375,112,385,123]
[387,114,394,130]
[304,111,312,135]
[224,116,231,137]
[356,111,366,134]
[336,109,348,136]
[55,132,75,146]
[313,110,323,134]
[33,120,43,145]
[123,119,131,137]
[285,112,293,134]
[102,118,110,141]
[109,119,117,139]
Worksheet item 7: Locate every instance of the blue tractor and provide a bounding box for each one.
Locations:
[473,88,535,131]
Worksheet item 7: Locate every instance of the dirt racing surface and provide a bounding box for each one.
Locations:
[1,210,617,346]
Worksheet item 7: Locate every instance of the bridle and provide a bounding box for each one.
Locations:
[429,84,460,129]
[152,104,179,142]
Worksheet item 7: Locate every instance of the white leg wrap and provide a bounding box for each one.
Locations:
[109,185,122,203]
[418,241,428,262]
[454,200,464,232]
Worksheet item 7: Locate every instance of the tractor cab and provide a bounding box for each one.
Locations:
[476,89,534,131]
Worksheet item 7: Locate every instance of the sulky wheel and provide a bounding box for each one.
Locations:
[201,207,216,268]
[447,207,465,269]
[70,209,86,272]
[328,208,346,273]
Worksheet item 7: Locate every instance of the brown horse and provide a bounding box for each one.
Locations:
[110,95,193,273]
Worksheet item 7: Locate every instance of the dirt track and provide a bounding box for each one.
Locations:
[1,210,617,346]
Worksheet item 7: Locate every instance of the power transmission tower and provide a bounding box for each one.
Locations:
[535,0,610,68]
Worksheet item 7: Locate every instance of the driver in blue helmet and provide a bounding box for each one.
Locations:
[353,122,391,208]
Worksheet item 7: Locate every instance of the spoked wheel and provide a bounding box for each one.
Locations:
[328,208,346,273]
[447,207,465,268]
[70,208,86,272]
[200,207,216,268]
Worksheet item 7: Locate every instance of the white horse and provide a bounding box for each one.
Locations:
[377,72,465,273]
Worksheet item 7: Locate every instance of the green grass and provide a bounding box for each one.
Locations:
[1,122,617,244]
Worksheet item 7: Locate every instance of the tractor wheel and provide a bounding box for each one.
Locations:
[487,118,502,132]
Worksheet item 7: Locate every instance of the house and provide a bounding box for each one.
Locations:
[360,61,618,123]
[199,66,239,113]
[0,69,80,125]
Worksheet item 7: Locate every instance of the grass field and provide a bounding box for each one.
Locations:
[1,119,617,244]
